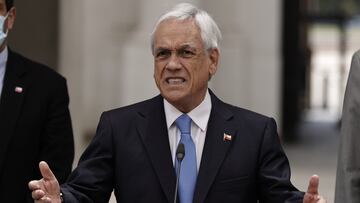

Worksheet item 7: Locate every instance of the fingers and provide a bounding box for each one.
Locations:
[41,197,52,203]
[303,175,325,203]
[303,193,320,203]
[29,180,47,201]
[33,195,52,203]
[306,174,319,195]
[31,188,46,200]
[28,162,60,203]
[28,180,42,191]
[39,161,56,181]
[318,196,327,203]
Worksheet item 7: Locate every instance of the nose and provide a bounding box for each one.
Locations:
[166,54,182,71]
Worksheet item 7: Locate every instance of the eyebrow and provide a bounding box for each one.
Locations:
[154,47,169,54]
[179,44,197,51]
[154,44,197,52]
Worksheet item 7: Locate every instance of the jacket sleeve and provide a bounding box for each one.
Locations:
[257,118,304,202]
[60,112,114,203]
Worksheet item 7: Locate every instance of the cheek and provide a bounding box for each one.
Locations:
[192,63,210,83]
[153,67,158,78]
[154,62,166,84]
[154,63,161,77]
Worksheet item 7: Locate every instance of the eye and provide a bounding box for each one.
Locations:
[179,49,195,58]
[155,50,171,59]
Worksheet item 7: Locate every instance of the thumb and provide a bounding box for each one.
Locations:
[39,161,56,181]
[306,174,319,195]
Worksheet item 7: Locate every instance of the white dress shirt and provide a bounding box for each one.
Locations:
[0,46,8,98]
[164,90,212,172]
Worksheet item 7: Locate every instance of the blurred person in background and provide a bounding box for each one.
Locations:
[0,0,74,202]
[29,3,325,203]
[335,49,360,203]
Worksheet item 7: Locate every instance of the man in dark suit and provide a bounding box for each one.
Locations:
[29,3,325,203]
[0,0,74,202]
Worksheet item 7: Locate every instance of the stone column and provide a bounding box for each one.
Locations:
[202,0,282,128]
[59,0,140,161]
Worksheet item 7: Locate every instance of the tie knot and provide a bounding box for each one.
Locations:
[175,114,191,134]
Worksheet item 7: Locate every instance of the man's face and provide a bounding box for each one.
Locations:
[153,18,219,112]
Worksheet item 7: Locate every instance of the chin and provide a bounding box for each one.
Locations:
[162,90,187,103]
[163,93,183,102]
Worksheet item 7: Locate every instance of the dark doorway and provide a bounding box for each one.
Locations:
[282,0,309,142]
[281,0,360,142]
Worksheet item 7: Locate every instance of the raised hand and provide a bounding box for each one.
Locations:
[303,175,326,203]
[28,161,62,203]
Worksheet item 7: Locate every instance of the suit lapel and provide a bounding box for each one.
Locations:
[193,92,236,203]
[0,50,28,172]
[137,96,176,203]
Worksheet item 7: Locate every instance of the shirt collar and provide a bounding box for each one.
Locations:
[164,89,212,132]
[0,46,8,69]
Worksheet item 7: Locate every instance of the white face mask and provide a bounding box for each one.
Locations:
[0,13,9,46]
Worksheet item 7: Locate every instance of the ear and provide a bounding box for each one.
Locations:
[208,48,219,76]
[6,7,16,31]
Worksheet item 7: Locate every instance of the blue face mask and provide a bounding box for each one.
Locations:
[0,13,9,46]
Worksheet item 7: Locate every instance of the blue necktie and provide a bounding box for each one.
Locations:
[175,114,197,203]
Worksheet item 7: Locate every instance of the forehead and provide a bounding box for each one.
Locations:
[153,18,203,48]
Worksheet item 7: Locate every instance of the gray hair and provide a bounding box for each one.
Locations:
[150,3,222,54]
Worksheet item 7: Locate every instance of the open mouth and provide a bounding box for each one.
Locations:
[166,77,185,84]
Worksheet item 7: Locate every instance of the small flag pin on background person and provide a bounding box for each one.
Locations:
[223,133,232,141]
[15,86,23,93]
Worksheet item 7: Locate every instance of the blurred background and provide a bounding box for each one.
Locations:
[8,0,360,202]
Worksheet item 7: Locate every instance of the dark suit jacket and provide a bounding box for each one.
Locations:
[61,91,304,203]
[0,50,74,203]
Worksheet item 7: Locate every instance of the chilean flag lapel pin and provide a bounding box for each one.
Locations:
[14,86,23,93]
[223,133,232,141]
